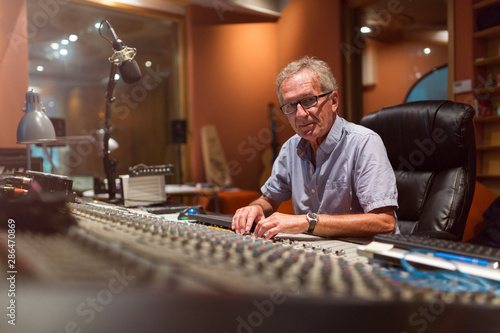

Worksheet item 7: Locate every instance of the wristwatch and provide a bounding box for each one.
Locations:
[306,212,318,234]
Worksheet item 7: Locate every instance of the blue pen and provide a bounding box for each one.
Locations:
[433,252,493,267]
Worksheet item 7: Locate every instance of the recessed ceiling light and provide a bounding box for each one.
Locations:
[360,26,372,34]
[424,47,431,55]
[145,61,152,67]
[60,49,68,56]
[61,39,69,45]
[36,66,44,72]
[69,34,78,42]
[50,43,59,50]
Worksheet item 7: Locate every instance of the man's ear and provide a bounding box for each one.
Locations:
[330,91,339,113]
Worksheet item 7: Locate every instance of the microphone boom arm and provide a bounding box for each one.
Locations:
[102,60,119,201]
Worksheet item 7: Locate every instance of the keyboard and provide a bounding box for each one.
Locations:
[373,234,500,263]
[187,213,234,229]
[143,204,203,215]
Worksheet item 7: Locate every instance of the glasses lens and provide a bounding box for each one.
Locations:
[281,103,296,114]
[301,96,318,108]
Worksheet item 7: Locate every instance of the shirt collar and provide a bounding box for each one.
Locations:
[296,115,343,160]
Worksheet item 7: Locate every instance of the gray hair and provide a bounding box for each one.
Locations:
[276,55,338,104]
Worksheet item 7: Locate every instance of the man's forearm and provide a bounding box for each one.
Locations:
[249,195,278,217]
[314,210,396,237]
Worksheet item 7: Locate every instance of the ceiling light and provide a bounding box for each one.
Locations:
[360,26,372,34]
[36,66,44,72]
[95,22,101,29]
[424,48,431,55]
[145,61,152,68]
[61,39,69,45]
[114,73,121,81]
[69,34,78,42]
[60,49,68,56]
[50,43,59,50]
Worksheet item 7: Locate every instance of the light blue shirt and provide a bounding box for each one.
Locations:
[261,116,398,215]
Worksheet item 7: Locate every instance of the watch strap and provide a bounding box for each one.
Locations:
[307,212,318,234]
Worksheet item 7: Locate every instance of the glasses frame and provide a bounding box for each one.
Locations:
[279,91,333,115]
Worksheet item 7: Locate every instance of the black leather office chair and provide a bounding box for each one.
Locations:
[360,100,476,240]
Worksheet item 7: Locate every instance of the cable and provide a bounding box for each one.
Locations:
[397,249,500,294]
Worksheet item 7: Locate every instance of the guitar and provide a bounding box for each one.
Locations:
[259,103,279,187]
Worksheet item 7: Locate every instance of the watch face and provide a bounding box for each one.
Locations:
[307,212,318,221]
[307,212,318,234]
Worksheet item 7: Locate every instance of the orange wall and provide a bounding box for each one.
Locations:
[187,8,279,191]
[187,0,344,191]
[0,0,28,148]
[275,0,343,143]
[363,40,448,115]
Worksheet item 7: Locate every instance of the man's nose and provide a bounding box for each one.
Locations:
[295,103,309,117]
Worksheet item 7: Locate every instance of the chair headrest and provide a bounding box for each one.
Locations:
[360,100,476,172]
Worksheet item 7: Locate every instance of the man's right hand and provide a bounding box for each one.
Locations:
[232,204,265,234]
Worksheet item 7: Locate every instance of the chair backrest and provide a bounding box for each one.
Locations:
[360,100,476,240]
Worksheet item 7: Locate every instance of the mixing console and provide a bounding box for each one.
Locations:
[3,199,496,305]
[2,198,500,332]
[66,201,368,296]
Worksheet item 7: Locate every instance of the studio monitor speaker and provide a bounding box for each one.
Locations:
[171,119,186,144]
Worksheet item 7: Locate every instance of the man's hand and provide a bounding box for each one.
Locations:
[253,213,309,240]
[232,195,280,234]
[232,205,265,234]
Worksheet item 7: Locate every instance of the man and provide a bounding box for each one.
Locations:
[232,56,398,240]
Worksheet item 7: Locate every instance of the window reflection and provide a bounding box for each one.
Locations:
[27,0,181,183]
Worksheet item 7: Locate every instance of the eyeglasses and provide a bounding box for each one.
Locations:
[279,91,332,115]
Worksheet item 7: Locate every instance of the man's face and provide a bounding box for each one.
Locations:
[280,70,338,147]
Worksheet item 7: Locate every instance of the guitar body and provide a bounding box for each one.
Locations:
[259,147,274,187]
[201,125,233,188]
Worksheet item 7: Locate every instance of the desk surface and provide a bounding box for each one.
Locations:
[82,183,217,198]
[165,184,217,194]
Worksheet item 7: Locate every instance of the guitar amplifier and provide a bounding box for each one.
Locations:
[128,164,174,177]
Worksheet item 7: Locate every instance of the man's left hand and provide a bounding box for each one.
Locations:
[253,213,309,240]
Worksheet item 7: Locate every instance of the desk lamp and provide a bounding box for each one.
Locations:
[16,90,56,170]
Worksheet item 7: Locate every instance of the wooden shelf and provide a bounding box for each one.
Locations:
[473,25,500,39]
[474,114,500,123]
[473,1,500,188]
[473,0,500,10]
[474,85,500,95]
[476,144,500,150]
[474,55,500,66]
[477,173,500,180]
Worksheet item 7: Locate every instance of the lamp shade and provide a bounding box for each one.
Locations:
[17,91,56,144]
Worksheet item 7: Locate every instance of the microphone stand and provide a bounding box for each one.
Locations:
[102,62,119,202]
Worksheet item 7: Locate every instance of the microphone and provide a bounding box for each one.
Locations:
[105,21,141,84]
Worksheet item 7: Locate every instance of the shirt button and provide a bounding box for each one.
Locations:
[311,189,316,194]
